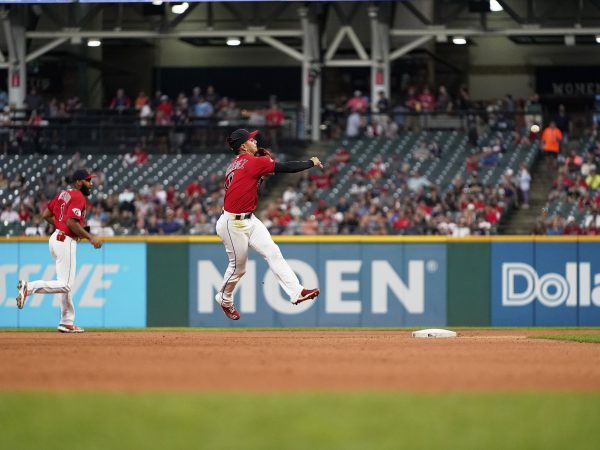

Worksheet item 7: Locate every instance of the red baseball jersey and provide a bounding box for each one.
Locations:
[47,189,87,238]
[223,154,275,213]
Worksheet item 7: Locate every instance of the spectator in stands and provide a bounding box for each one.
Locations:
[565,150,583,174]
[188,87,201,111]
[541,121,563,169]
[25,88,44,113]
[456,85,470,112]
[160,208,182,235]
[217,97,241,122]
[404,86,420,131]
[545,215,563,235]
[110,88,132,110]
[123,146,148,166]
[1,205,19,223]
[205,85,220,106]
[418,86,435,113]
[346,111,362,138]
[452,216,471,237]
[581,155,595,177]
[408,170,430,192]
[436,85,452,112]
[135,91,149,110]
[555,104,572,143]
[375,90,390,114]
[586,167,600,190]
[563,216,582,235]
[518,164,531,209]
[465,153,479,174]
[265,102,285,150]
[481,146,498,167]
[346,90,369,114]
[412,141,430,162]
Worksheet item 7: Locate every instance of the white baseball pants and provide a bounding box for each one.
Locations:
[215,212,303,307]
[27,230,77,325]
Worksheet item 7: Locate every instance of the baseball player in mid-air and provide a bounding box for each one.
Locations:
[215,129,323,320]
[15,169,103,333]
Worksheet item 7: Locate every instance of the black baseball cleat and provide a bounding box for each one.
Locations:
[292,288,320,305]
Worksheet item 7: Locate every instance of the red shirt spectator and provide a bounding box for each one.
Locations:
[335,147,350,163]
[346,91,369,113]
[156,97,173,119]
[186,181,205,198]
[418,88,435,111]
[265,106,285,127]
[134,147,148,164]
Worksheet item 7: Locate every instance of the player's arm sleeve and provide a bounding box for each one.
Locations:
[274,160,315,173]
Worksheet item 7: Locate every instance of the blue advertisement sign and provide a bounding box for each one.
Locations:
[189,243,447,327]
[491,242,600,326]
[0,242,146,328]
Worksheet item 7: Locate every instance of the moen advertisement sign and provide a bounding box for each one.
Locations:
[189,243,447,327]
[491,242,600,326]
[0,243,146,328]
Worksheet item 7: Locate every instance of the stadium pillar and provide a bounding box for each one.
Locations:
[369,6,390,113]
[300,7,321,142]
[2,9,26,108]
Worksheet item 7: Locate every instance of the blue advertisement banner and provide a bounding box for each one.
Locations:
[0,242,146,328]
[491,242,600,326]
[189,243,447,327]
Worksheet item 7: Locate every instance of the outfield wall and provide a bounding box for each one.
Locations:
[1,237,600,328]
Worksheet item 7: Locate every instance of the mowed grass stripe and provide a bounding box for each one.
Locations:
[0,392,599,450]
[531,334,600,344]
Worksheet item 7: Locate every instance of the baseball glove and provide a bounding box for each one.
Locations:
[256,147,272,158]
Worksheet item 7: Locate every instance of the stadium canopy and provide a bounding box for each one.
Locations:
[2,0,600,140]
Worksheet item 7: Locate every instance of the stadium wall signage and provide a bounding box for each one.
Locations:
[2,237,600,328]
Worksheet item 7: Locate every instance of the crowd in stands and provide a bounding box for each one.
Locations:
[533,136,600,235]
[0,85,288,153]
[0,151,228,236]
[259,134,534,236]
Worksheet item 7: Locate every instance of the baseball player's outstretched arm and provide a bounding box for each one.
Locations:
[274,157,323,173]
[67,218,103,249]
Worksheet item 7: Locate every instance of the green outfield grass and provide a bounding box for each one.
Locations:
[0,392,598,450]
[531,334,600,344]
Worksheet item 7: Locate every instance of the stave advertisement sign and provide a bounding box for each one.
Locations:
[491,242,600,326]
[189,243,447,327]
[0,242,146,328]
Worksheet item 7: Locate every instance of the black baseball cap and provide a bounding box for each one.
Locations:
[227,129,258,152]
[70,169,96,183]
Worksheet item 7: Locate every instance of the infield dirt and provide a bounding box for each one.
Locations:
[1,330,599,392]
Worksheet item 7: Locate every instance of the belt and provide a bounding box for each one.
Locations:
[223,210,253,220]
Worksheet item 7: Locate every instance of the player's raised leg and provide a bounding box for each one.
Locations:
[248,216,319,304]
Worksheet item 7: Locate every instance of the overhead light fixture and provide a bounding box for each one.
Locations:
[490,0,503,12]
[171,2,189,15]
[564,35,575,46]
[152,0,163,5]
[87,39,101,47]
[452,36,467,45]
[595,35,600,44]
[226,37,241,47]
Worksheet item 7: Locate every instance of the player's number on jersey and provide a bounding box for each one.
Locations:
[224,172,235,190]
[59,203,65,221]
